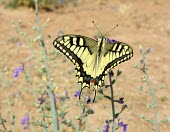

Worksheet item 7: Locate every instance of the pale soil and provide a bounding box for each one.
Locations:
[0,0,170,132]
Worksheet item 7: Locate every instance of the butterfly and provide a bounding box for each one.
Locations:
[53,34,133,102]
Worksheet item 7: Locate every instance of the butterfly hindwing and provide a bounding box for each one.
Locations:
[102,41,133,76]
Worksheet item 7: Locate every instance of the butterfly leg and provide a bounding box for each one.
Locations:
[92,85,98,102]
[92,89,96,102]
[79,88,83,100]
[79,85,88,100]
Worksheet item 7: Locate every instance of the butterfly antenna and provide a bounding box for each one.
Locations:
[104,24,118,36]
[92,21,103,37]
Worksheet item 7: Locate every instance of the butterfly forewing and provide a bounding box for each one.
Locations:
[53,35,97,84]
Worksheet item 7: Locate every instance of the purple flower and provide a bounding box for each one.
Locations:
[103,123,110,132]
[18,42,23,46]
[118,119,128,132]
[14,69,19,77]
[110,39,116,42]
[65,91,68,97]
[21,114,30,129]
[56,30,64,36]
[60,96,65,101]
[60,0,64,4]
[30,64,34,67]
[60,90,70,101]
[106,38,116,43]
[86,94,91,103]
[94,35,98,41]
[147,48,152,53]
[38,97,45,105]
[109,70,114,77]
[65,91,70,99]
[119,97,124,104]
[74,90,81,97]
[13,64,24,77]
[19,64,24,72]
[54,94,56,102]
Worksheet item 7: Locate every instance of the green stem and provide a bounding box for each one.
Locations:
[34,0,59,131]
[141,50,159,132]
[0,73,16,132]
[76,101,87,132]
[16,19,37,60]
[85,115,89,132]
[108,71,116,132]
[25,69,47,132]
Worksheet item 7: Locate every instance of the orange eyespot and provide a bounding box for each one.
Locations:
[90,78,96,84]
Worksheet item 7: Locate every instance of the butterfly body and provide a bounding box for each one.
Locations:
[53,34,133,101]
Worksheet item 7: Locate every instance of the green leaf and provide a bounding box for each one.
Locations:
[48,34,51,38]
[137,86,143,91]
[140,114,145,119]
[117,69,122,76]
[146,103,152,108]
[32,26,36,30]
[114,113,119,118]
[103,95,111,100]
[97,88,103,94]
[160,83,166,89]
[43,114,52,118]
[74,115,79,120]
[37,34,41,40]
[133,63,138,68]
[146,119,154,123]
[159,118,170,123]
[96,128,101,132]
[86,108,94,115]
[111,79,116,85]
[49,57,57,61]
[105,84,110,88]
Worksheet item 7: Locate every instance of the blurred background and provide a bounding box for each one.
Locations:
[0,0,169,132]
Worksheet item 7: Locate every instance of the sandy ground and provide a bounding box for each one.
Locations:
[0,0,170,132]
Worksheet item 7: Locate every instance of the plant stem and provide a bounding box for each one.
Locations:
[141,50,159,132]
[25,69,47,132]
[85,115,89,132]
[34,0,59,131]
[76,101,87,132]
[0,73,16,132]
[147,74,159,132]
[108,72,116,132]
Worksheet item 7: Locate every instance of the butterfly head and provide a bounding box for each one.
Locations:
[93,21,118,43]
